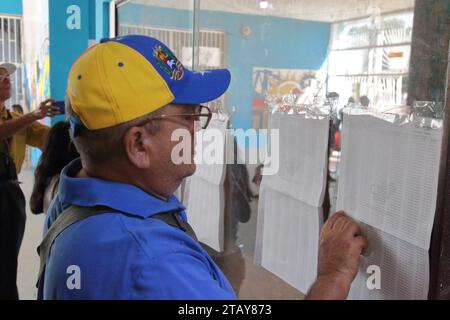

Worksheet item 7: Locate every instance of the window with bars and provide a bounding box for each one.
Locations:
[0,15,23,107]
[327,11,414,108]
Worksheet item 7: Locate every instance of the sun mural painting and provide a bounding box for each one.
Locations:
[252,67,323,129]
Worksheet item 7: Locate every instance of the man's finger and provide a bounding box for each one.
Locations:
[354,235,369,254]
[46,112,58,116]
[324,211,346,230]
[333,216,354,231]
[343,220,362,236]
[41,98,54,106]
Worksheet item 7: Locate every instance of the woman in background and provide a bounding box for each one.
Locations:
[30,121,79,214]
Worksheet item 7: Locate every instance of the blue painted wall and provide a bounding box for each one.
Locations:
[118,4,330,130]
[49,0,90,104]
[90,0,110,41]
[103,0,110,39]
[49,0,109,114]
[0,0,22,15]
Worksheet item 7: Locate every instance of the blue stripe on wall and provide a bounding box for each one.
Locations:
[49,0,90,102]
[49,0,110,111]
[118,4,330,130]
[0,0,22,15]
[103,0,110,38]
[90,0,109,41]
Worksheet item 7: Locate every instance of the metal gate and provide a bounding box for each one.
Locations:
[0,15,23,107]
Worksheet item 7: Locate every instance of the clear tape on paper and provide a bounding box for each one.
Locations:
[264,94,333,120]
[207,99,234,125]
[342,101,444,130]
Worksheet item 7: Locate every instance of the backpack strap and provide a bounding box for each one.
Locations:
[152,210,198,242]
[36,205,197,290]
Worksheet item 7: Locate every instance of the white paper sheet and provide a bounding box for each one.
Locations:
[183,115,229,251]
[184,176,225,251]
[192,115,229,185]
[173,183,184,202]
[256,186,323,294]
[337,114,443,250]
[262,113,330,207]
[254,113,329,293]
[348,224,429,300]
[337,114,442,300]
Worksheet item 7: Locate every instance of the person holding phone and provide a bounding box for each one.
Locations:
[0,62,59,300]
[51,101,66,115]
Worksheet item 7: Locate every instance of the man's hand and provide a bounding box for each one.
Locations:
[0,98,58,140]
[318,211,368,282]
[32,99,60,120]
[306,211,368,300]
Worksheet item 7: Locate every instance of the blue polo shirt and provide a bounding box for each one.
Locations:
[40,159,237,300]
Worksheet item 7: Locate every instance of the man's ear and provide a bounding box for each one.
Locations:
[123,127,152,169]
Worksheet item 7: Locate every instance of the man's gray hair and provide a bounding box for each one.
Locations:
[65,96,165,165]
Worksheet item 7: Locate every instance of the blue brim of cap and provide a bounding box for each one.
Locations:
[172,68,231,105]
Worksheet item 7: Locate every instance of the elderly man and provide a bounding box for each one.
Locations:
[0,62,57,299]
[39,35,367,300]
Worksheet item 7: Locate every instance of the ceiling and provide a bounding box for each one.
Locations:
[129,0,415,22]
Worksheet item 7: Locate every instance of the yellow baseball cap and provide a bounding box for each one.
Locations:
[67,35,231,132]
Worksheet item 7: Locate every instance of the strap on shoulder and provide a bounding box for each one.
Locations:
[36,205,198,289]
[36,205,113,288]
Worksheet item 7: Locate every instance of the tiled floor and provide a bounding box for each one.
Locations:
[17,166,45,300]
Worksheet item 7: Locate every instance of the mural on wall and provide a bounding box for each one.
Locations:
[23,0,50,114]
[22,0,50,165]
[252,67,324,129]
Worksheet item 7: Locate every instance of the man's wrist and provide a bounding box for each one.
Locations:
[317,272,352,289]
[28,110,41,121]
[306,272,353,300]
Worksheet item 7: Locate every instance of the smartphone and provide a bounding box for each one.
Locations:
[52,100,66,115]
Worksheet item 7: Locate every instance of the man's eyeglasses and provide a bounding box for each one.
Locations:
[139,105,213,130]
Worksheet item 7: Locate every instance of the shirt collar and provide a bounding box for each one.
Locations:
[58,159,185,218]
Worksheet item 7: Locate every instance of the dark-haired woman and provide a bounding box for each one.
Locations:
[30,121,79,214]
